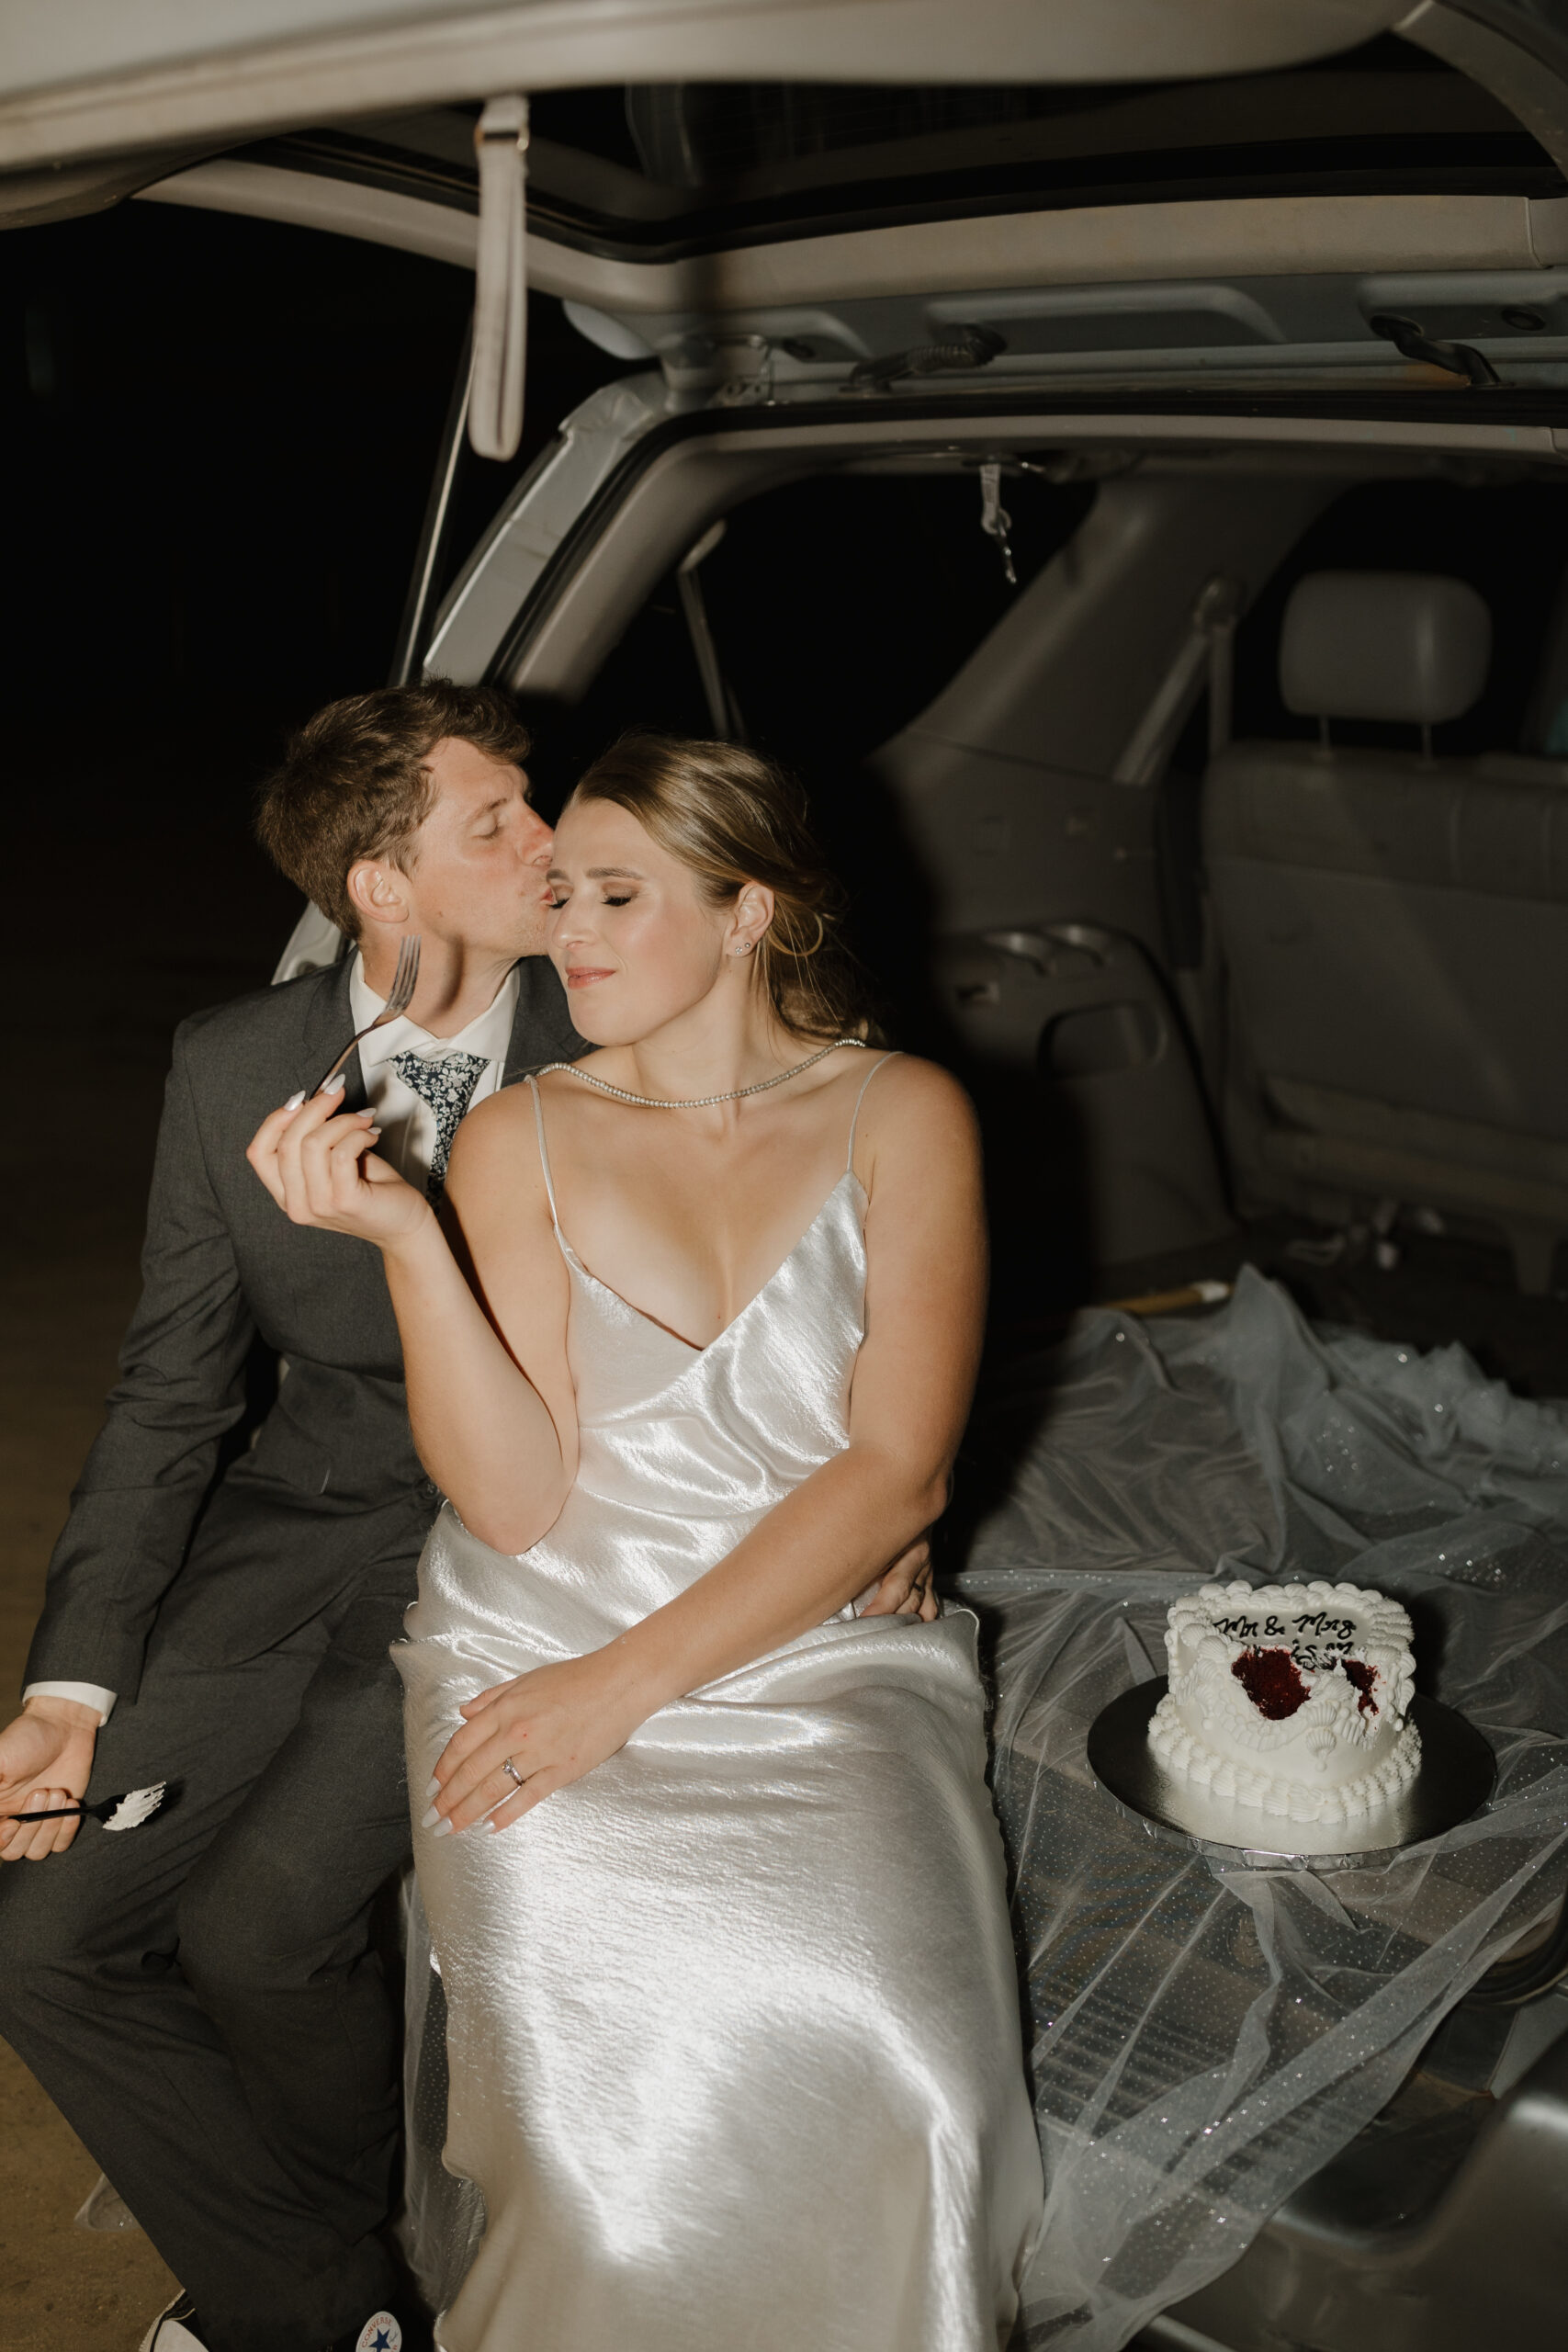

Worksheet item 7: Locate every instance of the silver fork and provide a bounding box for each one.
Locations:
[308,934,422,1097]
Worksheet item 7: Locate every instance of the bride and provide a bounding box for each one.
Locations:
[250,732,1043,2351]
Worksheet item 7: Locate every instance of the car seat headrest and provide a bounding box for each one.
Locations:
[1280,571,1491,726]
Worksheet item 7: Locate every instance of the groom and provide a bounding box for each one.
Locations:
[0,679,931,2352]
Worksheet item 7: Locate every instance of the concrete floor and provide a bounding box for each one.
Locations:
[2,821,297,2352]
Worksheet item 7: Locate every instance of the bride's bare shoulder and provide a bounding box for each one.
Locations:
[457,1058,592,1136]
[852,1052,978,1159]
[454,1076,537,1144]
[441,1078,553,1219]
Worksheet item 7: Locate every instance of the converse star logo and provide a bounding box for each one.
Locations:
[355,2317,401,2352]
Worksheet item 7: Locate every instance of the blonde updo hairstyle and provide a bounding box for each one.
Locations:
[568,732,871,1042]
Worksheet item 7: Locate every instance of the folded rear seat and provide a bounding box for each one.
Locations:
[1205,569,1568,1291]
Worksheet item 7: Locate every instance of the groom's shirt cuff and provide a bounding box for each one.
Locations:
[23,1680,116,1726]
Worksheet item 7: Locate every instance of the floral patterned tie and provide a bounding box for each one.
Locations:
[390,1050,491,1203]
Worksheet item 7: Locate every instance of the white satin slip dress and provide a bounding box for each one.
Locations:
[396,1057,1043,2352]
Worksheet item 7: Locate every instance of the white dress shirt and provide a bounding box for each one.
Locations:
[26,955,522,1728]
[347,952,519,1182]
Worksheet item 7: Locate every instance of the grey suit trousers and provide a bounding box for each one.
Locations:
[1,955,581,2347]
[0,1510,430,2352]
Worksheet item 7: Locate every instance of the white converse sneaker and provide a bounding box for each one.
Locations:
[139,2294,210,2351]
[351,2317,402,2352]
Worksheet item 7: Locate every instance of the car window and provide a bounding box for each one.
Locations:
[524,467,1095,804]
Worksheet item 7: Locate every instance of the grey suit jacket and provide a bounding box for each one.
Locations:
[24,955,582,1702]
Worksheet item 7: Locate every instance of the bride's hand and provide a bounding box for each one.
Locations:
[860,1532,938,1622]
[425,1653,649,1835]
[246,1077,431,1250]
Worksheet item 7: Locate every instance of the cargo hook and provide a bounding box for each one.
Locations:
[1367,313,1499,389]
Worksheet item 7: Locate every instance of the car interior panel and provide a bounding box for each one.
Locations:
[1209,565,1568,1292]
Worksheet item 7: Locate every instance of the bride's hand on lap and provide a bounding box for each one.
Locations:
[426,1654,649,1834]
[427,1533,937,1843]
[246,1079,431,1250]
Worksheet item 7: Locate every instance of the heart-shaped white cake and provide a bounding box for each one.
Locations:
[1147,1578,1421,1823]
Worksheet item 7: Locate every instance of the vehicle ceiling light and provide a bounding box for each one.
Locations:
[470,92,529,462]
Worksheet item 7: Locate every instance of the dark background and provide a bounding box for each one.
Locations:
[3,203,634,1195]
[3,203,627,838]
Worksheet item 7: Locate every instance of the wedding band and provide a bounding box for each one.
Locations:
[501,1757,525,1789]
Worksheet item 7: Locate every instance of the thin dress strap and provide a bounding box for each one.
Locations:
[847,1051,900,1172]
[525,1076,562,1234]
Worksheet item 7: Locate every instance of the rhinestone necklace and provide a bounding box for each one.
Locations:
[534,1036,866,1109]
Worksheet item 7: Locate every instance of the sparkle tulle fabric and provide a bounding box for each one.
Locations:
[396,1076,1043,2352]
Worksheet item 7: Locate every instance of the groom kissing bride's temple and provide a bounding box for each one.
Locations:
[6,682,1562,2352]
[0,685,968,2352]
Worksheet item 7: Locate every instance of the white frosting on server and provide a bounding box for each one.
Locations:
[1148,1578,1421,1823]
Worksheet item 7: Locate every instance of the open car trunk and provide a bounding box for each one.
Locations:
[275,307,1568,2352]
[406,381,1568,1342]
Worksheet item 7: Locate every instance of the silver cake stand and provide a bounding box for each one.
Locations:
[1087,1680,1495,1863]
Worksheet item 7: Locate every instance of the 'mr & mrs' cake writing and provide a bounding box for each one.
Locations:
[1148,1579,1421,1824]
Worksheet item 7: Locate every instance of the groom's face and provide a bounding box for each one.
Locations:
[395,735,555,958]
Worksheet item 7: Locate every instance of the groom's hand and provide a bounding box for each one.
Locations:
[860,1534,937,1622]
[0,1695,97,1861]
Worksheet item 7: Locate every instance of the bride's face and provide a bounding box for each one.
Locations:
[547,797,765,1043]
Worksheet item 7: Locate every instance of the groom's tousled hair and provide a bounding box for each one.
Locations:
[256,678,532,936]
